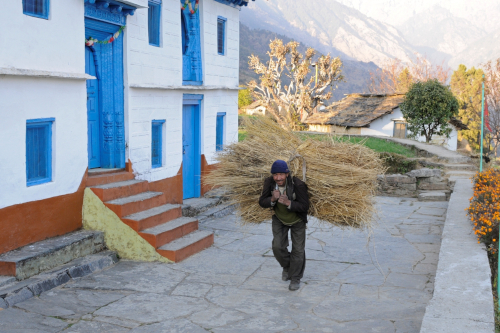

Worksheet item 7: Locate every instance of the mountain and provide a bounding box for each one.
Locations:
[449,28,500,70]
[239,24,378,101]
[397,6,487,64]
[240,0,419,68]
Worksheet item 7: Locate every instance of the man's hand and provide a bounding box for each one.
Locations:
[271,190,281,202]
[278,194,291,207]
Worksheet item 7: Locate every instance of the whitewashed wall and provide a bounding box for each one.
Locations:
[0,77,88,209]
[0,0,88,209]
[0,0,84,73]
[360,107,403,137]
[125,0,240,181]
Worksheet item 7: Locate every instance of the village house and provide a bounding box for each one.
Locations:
[0,0,250,263]
[305,93,467,151]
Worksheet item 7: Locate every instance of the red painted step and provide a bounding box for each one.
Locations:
[122,204,182,231]
[90,180,149,202]
[104,192,167,217]
[157,230,214,262]
[139,217,198,248]
[87,171,134,187]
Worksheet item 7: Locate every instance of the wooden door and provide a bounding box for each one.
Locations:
[182,105,201,199]
[394,122,407,138]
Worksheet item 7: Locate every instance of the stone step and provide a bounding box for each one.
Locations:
[182,197,221,217]
[90,179,149,202]
[418,191,448,202]
[442,163,477,171]
[139,217,199,248]
[0,251,118,309]
[87,171,135,187]
[105,191,166,217]
[87,168,125,176]
[122,204,182,231]
[157,230,214,262]
[445,170,477,179]
[0,231,105,280]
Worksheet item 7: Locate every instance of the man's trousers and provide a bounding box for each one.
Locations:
[271,215,306,281]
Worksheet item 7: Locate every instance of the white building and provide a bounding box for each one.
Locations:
[305,93,467,151]
[0,0,249,257]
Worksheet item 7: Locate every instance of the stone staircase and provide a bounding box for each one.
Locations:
[87,169,214,262]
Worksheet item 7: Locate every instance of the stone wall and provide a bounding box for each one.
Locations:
[378,168,449,198]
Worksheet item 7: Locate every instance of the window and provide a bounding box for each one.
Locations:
[23,0,49,19]
[152,120,165,168]
[26,118,54,186]
[217,17,226,55]
[148,0,161,46]
[216,112,225,151]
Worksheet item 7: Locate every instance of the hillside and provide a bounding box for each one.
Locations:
[240,0,419,68]
[239,24,378,101]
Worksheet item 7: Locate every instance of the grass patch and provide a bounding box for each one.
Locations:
[238,129,248,142]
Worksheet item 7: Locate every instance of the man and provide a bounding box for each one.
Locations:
[259,160,310,291]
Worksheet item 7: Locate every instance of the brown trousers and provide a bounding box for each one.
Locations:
[271,215,306,281]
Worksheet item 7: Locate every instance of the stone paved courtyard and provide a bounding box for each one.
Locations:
[0,196,447,333]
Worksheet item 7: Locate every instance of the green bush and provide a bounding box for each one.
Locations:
[380,152,418,174]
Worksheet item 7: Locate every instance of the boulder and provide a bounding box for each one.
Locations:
[406,168,443,178]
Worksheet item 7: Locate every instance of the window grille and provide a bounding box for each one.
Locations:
[23,0,49,19]
[217,17,226,55]
[26,118,54,186]
[148,1,162,46]
[152,120,164,168]
[216,113,226,151]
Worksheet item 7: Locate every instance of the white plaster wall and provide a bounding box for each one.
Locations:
[0,77,87,209]
[124,0,239,87]
[202,0,240,87]
[127,88,238,181]
[360,107,403,137]
[416,128,458,151]
[0,0,84,74]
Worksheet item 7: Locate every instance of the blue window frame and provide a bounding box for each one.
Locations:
[152,120,165,168]
[26,118,54,186]
[148,0,161,46]
[23,0,49,19]
[217,17,227,55]
[216,112,226,151]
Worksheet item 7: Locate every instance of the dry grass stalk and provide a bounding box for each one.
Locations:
[204,117,385,229]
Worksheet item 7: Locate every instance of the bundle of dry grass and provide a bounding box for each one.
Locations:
[204,117,385,229]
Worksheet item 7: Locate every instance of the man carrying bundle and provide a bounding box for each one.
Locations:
[259,160,310,291]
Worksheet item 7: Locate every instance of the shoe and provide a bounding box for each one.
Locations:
[282,268,290,281]
[289,280,300,291]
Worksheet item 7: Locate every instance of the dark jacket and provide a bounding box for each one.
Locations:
[258,175,310,223]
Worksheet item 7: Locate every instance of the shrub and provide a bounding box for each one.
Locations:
[467,169,500,254]
[379,152,417,174]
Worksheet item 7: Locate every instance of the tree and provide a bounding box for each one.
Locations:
[247,39,344,129]
[450,65,485,151]
[401,79,459,143]
[369,55,449,94]
[483,58,500,156]
[238,86,253,109]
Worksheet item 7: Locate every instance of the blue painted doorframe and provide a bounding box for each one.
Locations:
[84,18,125,169]
[85,46,101,168]
[182,94,203,199]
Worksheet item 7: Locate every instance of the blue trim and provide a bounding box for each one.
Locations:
[151,120,163,168]
[23,0,49,19]
[181,0,203,85]
[217,17,226,55]
[26,117,55,124]
[148,1,161,47]
[217,112,226,116]
[152,119,166,124]
[26,119,53,187]
[84,0,137,26]
[213,0,250,8]
[183,94,204,105]
[216,113,225,151]
[183,81,203,86]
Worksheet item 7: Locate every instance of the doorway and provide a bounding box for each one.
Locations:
[182,103,201,199]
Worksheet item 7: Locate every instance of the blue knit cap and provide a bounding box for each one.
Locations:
[271,160,289,174]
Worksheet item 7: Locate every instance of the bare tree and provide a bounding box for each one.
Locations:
[247,39,344,129]
[369,54,450,94]
[483,58,500,156]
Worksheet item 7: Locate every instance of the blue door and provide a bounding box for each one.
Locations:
[85,19,125,169]
[181,3,202,84]
[85,47,100,169]
[182,105,200,199]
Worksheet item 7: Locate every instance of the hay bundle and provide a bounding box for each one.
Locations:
[204,117,385,229]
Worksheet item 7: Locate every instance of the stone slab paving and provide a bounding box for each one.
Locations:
[0,197,447,333]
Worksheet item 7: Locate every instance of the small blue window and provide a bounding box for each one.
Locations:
[148,0,161,47]
[23,0,49,19]
[216,112,225,151]
[217,17,226,55]
[26,118,54,186]
[152,120,164,168]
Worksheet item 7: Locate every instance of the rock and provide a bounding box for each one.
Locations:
[4,287,34,307]
[418,182,448,191]
[419,176,444,184]
[418,191,447,202]
[407,168,443,178]
[384,174,417,184]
